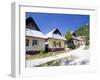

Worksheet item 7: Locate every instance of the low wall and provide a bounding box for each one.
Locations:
[26,48,65,55]
[48,48,65,52]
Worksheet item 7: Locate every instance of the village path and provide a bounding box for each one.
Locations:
[26,45,89,67]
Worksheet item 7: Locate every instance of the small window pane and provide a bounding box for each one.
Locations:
[26,39,29,46]
[32,40,38,46]
[59,42,61,47]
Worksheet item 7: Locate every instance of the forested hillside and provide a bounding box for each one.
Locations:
[75,24,89,38]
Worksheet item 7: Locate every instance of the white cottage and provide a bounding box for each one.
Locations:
[71,32,85,46]
[26,17,46,55]
[45,28,66,52]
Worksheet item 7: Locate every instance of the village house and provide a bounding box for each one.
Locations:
[26,17,46,55]
[71,32,85,46]
[45,28,66,52]
[26,17,66,55]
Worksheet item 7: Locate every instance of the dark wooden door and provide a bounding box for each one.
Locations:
[45,44,48,52]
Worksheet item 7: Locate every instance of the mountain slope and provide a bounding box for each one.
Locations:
[75,24,89,38]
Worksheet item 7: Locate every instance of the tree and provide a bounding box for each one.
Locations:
[75,24,90,47]
[65,32,76,49]
[65,32,72,41]
[75,24,89,37]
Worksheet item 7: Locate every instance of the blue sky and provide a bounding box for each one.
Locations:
[26,12,89,35]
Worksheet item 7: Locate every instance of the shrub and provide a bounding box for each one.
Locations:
[85,41,89,46]
[68,43,76,49]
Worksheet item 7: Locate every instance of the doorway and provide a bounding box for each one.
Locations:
[45,44,48,52]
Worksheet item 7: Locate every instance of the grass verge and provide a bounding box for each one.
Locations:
[26,52,53,60]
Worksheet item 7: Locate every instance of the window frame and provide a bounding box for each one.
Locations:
[26,39,29,46]
[32,40,38,46]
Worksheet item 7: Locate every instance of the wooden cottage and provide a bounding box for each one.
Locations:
[71,32,85,46]
[45,28,66,52]
[26,17,46,55]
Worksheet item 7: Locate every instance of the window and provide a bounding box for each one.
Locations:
[32,40,38,46]
[26,39,29,46]
[59,41,61,47]
[53,41,56,47]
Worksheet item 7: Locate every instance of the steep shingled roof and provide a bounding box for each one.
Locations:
[26,17,45,38]
[26,17,40,31]
[45,28,66,40]
[26,17,66,40]
[26,28,46,39]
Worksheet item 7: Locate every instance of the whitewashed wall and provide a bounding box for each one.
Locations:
[48,38,65,48]
[26,36,45,51]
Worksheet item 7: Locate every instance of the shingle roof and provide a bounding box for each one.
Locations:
[26,28,46,39]
[45,28,66,40]
[72,36,83,41]
[26,17,40,31]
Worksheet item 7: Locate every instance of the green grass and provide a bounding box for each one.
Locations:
[26,52,53,60]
